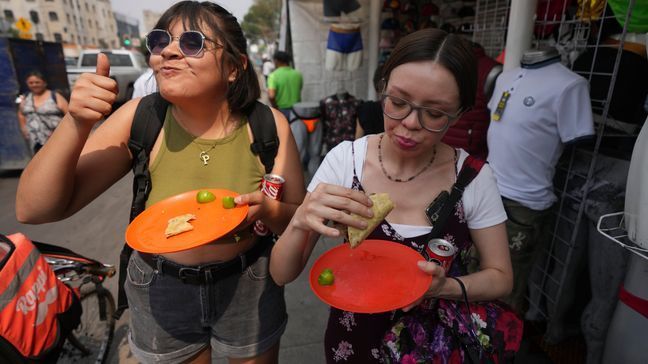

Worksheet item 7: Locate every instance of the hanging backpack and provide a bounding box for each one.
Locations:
[114,93,279,318]
[0,233,81,362]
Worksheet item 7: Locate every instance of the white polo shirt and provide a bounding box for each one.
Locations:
[487,61,595,211]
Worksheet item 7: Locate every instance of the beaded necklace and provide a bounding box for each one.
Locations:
[377,134,436,183]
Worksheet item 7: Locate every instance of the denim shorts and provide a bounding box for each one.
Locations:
[124,245,287,363]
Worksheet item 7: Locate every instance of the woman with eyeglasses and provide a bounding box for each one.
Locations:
[16,1,304,363]
[270,28,521,363]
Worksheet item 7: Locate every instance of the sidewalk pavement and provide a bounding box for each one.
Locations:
[111,235,341,364]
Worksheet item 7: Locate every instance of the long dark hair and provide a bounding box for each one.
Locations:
[154,1,260,113]
[381,28,477,111]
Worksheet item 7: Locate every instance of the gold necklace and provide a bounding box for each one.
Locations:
[378,134,436,182]
[195,141,218,165]
[172,108,233,166]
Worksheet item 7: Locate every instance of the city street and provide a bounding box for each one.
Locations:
[0,170,333,363]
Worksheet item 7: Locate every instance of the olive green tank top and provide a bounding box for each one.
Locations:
[146,106,265,207]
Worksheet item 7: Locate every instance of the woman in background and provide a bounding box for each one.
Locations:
[18,71,68,154]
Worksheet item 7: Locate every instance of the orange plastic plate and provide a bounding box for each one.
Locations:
[309,240,432,313]
[125,189,249,254]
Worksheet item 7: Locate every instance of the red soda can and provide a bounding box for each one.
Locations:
[424,238,457,272]
[260,173,285,200]
[254,174,285,236]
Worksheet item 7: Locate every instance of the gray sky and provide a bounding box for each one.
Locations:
[110,0,255,35]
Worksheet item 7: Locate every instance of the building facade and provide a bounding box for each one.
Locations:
[142,9,161,36]
[114,11,139,47]
[0,0,119,49]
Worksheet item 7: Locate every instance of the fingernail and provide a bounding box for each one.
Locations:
[367,208,374,217]
[234,196,241,204]
[417,261,427,268]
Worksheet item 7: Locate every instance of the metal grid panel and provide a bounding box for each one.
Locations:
[525,0,640,343]
[472,0,511,58]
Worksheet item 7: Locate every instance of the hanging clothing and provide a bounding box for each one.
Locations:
[573,47,648,126]
[320,92,360,149]
[323,0,361,17]
[487,61,595,211]
[325,26,363,71]
[443,47,500,159]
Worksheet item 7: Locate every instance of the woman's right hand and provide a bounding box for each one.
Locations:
[68,53,118,128]
[291,183,374,237]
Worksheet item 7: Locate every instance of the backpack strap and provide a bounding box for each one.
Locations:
[429,154,486,239]
[248,101,279,174]
[128,93,169,221]
[114,93,168,319]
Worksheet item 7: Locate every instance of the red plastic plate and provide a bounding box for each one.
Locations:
[309,239,432,313]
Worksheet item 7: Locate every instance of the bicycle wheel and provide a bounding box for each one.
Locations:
[60,284,116,364]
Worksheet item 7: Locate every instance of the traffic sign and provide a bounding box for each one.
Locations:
[15,17,32,33]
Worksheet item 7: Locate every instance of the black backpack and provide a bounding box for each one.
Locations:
[115,93,279,318]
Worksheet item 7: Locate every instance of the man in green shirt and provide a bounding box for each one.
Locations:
[267,51,303,120]
[267,51,322,179]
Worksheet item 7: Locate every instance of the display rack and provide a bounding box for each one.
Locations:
[597,212,648,262]
[472,0,511,58]
[471,0,643,350]
[528,0,638,322]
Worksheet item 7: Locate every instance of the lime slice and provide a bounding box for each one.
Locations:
[196,190,216,203]
[318,268,335,285]
[222,196,236,209]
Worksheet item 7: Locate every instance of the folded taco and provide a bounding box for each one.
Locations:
[165,213,196,238]
[348,193,394,248]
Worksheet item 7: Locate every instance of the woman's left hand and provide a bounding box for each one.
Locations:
[235,190,270,224]
[402,261,447,312]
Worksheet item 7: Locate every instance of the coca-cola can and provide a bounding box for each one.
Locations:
[254,174,285,236]
[260,174,285,200]
[423,238,457,272]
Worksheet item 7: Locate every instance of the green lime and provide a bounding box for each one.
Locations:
[196,190,216,203]
[222,196,236,209]
[318,268,335,285]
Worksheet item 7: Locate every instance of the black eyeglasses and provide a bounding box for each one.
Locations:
[145,29,220,57]
[380,94,462,133]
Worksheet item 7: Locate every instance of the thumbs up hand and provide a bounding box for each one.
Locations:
[68,53,119,127]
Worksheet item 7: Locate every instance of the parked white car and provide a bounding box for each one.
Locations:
[67,49,147,104]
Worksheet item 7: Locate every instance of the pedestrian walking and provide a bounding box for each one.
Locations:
[270,28,522,363]
[262,56,275,83]
[17,71,68,154]
[16,1,305,363]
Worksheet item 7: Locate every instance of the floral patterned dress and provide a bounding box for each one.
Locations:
[324,145,522,364]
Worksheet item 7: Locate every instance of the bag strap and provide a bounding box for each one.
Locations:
[448,277,494,364]
[248,101,279,174]
[114,93,168,319]
[429,154,485,239]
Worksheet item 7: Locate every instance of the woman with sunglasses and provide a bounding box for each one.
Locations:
[270,28,521,363]
[16,2,304,363]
